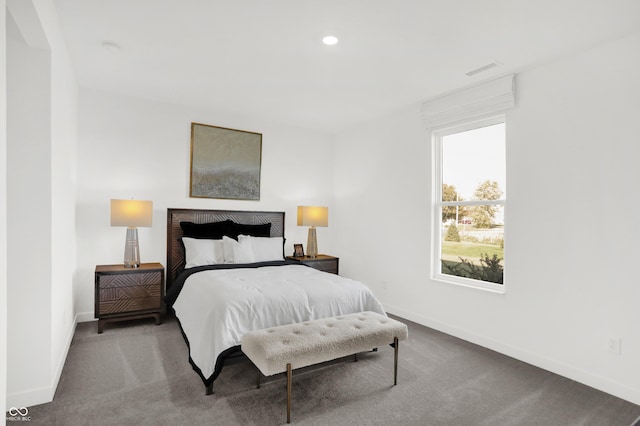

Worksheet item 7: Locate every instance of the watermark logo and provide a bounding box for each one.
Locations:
[7,407,31,422]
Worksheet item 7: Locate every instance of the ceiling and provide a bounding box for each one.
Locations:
[53,0,640,134]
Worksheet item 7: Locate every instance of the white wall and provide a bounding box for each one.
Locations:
[74,88,336,320]
[7,19,53,407]
[1,0,8,417]
[35,0,78,394]
[334,32,640,405]
[6,0,77,408]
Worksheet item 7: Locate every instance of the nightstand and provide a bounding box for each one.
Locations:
[94,263,165,333]
[286,255,339,275]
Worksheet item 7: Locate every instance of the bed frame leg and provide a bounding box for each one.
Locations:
[206,382,214,395]
[393,337,399,386]
[257,368,261,389]
[286,363,292,424]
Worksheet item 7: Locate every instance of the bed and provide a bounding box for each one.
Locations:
[165,208,386,394]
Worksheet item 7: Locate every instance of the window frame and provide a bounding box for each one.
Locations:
[432,115,506,293]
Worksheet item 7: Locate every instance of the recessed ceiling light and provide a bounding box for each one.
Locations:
[322,36,338,46]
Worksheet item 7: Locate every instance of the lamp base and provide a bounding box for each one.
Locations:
[307,226,318,258]
[124,227,141,268]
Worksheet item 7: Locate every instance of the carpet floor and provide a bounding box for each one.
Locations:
[23,315,640,426]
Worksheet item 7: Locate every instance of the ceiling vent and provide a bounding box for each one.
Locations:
[466,61,501,77]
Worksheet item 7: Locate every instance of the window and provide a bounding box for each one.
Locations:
[434,117,506,292]
[422,74,514,292]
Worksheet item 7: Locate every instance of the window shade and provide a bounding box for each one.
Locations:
[421,74,515,129]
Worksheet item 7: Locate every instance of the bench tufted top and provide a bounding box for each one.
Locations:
[241,311,408,376]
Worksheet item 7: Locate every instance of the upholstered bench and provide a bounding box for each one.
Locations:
[241,311,408,423]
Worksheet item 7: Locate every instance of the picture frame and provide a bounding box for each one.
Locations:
[293,244,305,257]
[189,122,262,200]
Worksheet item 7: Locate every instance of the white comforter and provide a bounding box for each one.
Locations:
[172,264,386,379]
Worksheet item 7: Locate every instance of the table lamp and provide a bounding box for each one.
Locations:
[110,199,153,268]
[297,206,328,258]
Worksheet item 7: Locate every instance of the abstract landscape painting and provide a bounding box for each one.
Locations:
[189,123,262,200]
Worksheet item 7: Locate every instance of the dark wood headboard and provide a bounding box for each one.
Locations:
[166,208,285,291]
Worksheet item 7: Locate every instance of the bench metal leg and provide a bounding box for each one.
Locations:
[286,363,292,424]
[393,337,399,385]
[206,382,214,395]
[257,368,261,389]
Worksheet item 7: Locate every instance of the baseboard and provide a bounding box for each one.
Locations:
[6,384,53,410]
[51,313,79,395]
[384,303,640,406]
[76,311,95,323]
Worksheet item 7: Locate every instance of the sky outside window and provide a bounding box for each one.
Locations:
[442,123,505,201]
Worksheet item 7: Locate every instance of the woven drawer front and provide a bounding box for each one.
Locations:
[99,271,162,288]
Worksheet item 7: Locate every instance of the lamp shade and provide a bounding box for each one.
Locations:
[297,206,328,227]
[110,199,153,227]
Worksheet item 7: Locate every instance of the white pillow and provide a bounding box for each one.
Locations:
[182,237,224,268]
[238,235,284,262]
[222,235,254,264]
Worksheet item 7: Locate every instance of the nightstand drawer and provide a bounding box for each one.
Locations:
[99,271,163,289]
[286,255,339,275]
[99,284,161,302]
[309,259,338,274]
[99,296,161,315]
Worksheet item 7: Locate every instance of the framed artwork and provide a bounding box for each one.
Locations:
[293,244,304,257]
[189,122,262,200]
